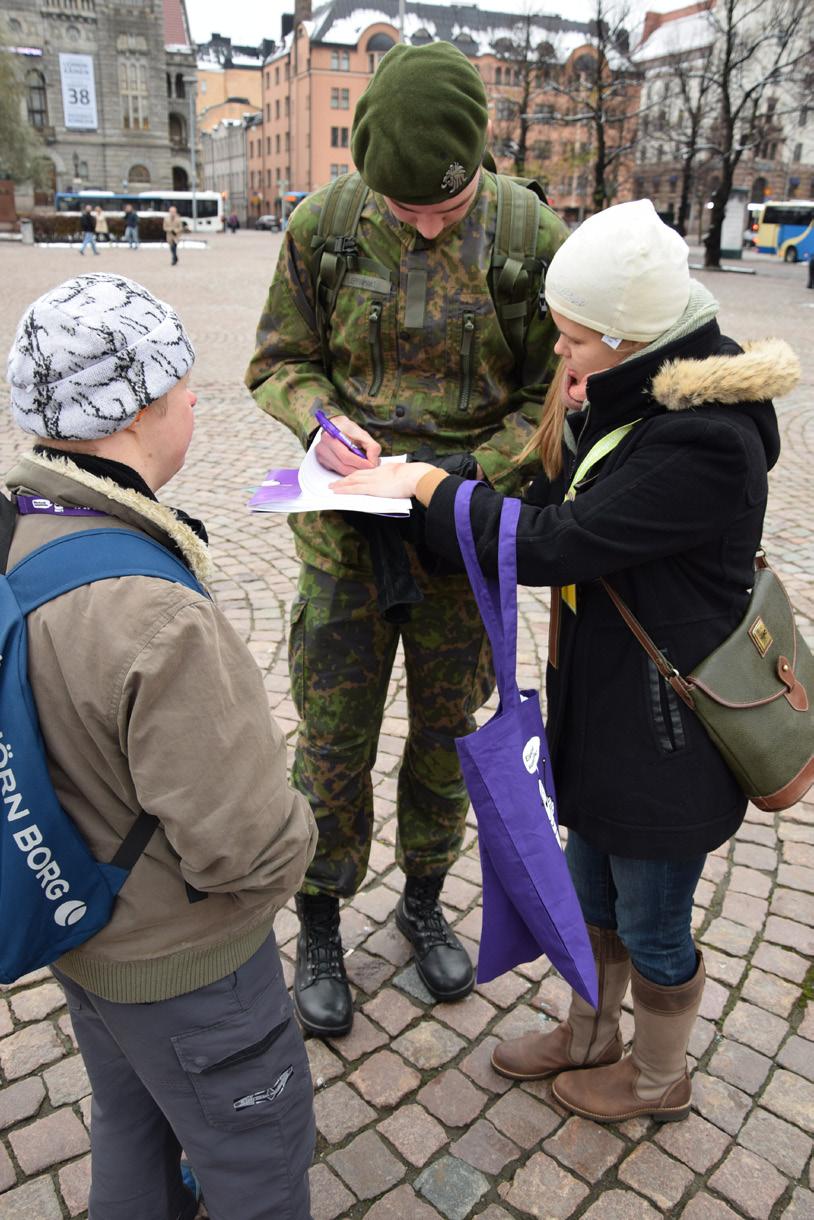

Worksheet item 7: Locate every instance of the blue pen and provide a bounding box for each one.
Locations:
[314,408,368,460]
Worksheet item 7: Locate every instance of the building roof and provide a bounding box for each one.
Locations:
[633,7,713,63]
[164,0,192,49]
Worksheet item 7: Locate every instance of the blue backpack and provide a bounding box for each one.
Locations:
[0,500,207,983]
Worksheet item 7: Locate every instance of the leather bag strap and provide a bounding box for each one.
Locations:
[599,577,696,708]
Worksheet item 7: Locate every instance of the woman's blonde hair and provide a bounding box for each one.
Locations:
[516,362,568,481]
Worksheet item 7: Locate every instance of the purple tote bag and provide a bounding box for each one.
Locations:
[454,481,598,1007]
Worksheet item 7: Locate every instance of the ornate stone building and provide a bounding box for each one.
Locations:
[1,0,196,202]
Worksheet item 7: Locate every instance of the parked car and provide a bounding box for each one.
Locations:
[255,214,281,231]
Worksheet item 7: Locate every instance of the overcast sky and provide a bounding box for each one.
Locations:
[185,0,685,48]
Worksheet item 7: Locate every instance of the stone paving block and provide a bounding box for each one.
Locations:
[58,1154,91,1217]
[499,1150,589,1218]
[9,1109,89,1174]
[415,1155,490,1220]
[392,963,434,1004]
[326,1012,388,1061]
[308,1162,356,1220]
[739,1107,813,1177]
[764,915,814,956]
[721,891,768,930]
[0,1022,63,1080]
[722,999,787,1056]
[688,1016,716,1059]
[364,1183,442,1220]
[312,1080,376,1144]
[707,1145,789,1220]
[514,956,551,982]
[362,988,421,1036]
[344,949,396,995]
[306,1038,344,1089]
[492,1003,548,1042]
[474,971,530,1009]
[1,968,52,992]
[0,1176,63,1220]
[340,905,375,951]
[43,1055,91,1106]
[0,1001,12,1038]
[417,1069,487,1128]
[377,1103,448,1168]
[543,1116,625,1183]
[434,993,494,1040]
[392,1020,464,1070]
[783,1188,814,1218]
[679,1194,741,1220]
[458,1036,514,1095]
[352,885,399,924]
[364,924,413,967]
[699,976,730,1022]
[0,1078,45,1131]
[694,877,716,907]
[741,967,801,1017]
[534,975,572,1021]
[367,839,392,875]
[486,1089,561,1149]
[728,865,772,898]
[778,1034,814,1082]
[691,1073,752,1136]
[580,1190,662,1219]
[327,1129,405,1201]
[777,863,814,893]
[736,821,776,847]
[701,918,757,957]
[708,1037,773,1094]
[799,1008,814,1041]
[701,947,748,988]
[347,1049,420,1109]
[449,1117,520,1175]
[617,1142,695,1211]
[0,1145,15,1193]
[783,840,814,868]
[752,942,810,983]
[761,1069,814,1133]
[475,1208,514,1220]
[771,886,814,924]
[441,875,480,910]
[733,841,777,871]
[702,855,728,884]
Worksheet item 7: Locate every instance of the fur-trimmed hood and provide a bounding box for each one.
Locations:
[5,451,214,584]
[651,337,800,412]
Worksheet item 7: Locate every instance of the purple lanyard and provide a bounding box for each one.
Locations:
[15,494,106,518]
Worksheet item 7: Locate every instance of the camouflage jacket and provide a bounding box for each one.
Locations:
[246,171,567,575]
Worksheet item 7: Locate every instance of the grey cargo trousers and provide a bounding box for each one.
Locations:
[54,935,314,1220]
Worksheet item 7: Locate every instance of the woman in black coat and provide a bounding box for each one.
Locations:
[332,200,799,1124]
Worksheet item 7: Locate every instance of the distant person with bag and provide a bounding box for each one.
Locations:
[163,205,184,265]
[78,204,98,256]
[124,203,139,250]
[332,200,801,1124]
[4,273,317,1218]
[227,211,240,234]
[93,206,109,243]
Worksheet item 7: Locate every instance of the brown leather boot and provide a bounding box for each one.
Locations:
[552,952,705,1123]
[491,925,630,1081]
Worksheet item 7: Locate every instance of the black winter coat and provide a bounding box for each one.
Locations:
[424,321,795,860]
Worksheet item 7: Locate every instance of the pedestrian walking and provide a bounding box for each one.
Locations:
[227,211,240,234]
[163,206,184,265]
[332,199,801,1124]
[246,40,567,1038]
[78,204,98,256]
[5,273,317,1218]
[93,206,109,243]
[123,203,139,250]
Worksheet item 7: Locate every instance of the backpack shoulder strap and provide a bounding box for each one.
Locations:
[7,528,206,617]
[311,173,370,371]
[492,175,544,363]
[0,492,15,575]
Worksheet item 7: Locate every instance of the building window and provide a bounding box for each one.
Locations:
[285,96,290,116]
[285,132,290,151]
[331,88,350,109]
[265,103,270,120]
[330,126,349,147]
[119,58,149,130]
[275,66,280,84]
[331,50,350,70]
[275,99,280,119]
[175,73,185,99]
[128,163,150,183]
[793,142,803,162]
[330,164,349,179]
[495,66,502,85]
[266,136,271,154]
[276,134,280,153]
[26,70,48,129]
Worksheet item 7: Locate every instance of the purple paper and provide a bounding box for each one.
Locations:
[248,468,301,508]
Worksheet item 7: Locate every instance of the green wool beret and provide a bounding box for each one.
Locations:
[351,42,488,206]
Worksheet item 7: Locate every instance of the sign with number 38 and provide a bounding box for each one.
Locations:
[59,54,98,130]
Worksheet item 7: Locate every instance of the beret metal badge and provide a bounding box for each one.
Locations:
[441,162,467,194]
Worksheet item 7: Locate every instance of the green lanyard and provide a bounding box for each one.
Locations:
[564,419,641,501]
[561,418,641,612]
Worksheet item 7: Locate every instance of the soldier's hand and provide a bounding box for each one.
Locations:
[314,415,381,475]
[331,462,435,500]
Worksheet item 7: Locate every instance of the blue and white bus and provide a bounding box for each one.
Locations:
[54,189,223,233]
[753,200,814,262]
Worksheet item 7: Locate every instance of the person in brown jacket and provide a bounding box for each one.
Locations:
[163,204,184,265]
[5,273,317,1220]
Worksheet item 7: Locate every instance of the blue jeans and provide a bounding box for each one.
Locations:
[565,829,705,986]
[80,231,98,255]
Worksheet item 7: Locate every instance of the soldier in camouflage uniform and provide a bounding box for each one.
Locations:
[246,40,566,1036]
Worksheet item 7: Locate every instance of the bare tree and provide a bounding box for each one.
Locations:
[700,0,811,267]
[491,16,559,180]
[0,45,44,183]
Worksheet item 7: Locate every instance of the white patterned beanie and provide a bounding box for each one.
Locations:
[7,274,195,439]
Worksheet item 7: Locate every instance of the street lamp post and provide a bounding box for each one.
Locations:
[183,75,198,231]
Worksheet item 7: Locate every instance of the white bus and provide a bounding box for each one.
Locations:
[54,189,223,233]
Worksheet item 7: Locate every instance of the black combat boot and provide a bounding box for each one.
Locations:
[396,875,475,1001]
[294,893,353,1037]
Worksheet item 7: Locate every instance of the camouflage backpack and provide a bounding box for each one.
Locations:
[309,170,552,374]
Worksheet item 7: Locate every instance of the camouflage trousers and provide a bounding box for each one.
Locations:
[289,560,494,898]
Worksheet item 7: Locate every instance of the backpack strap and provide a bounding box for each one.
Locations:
[0,492,15,575]
[7,528,206,616]
[492,175,545,363]
[311,172,370,373]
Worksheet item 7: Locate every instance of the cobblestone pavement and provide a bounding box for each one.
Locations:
[0,233,812,1219]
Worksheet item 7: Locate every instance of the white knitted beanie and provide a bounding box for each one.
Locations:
[7,274,194,440]
[545,200,691,342]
